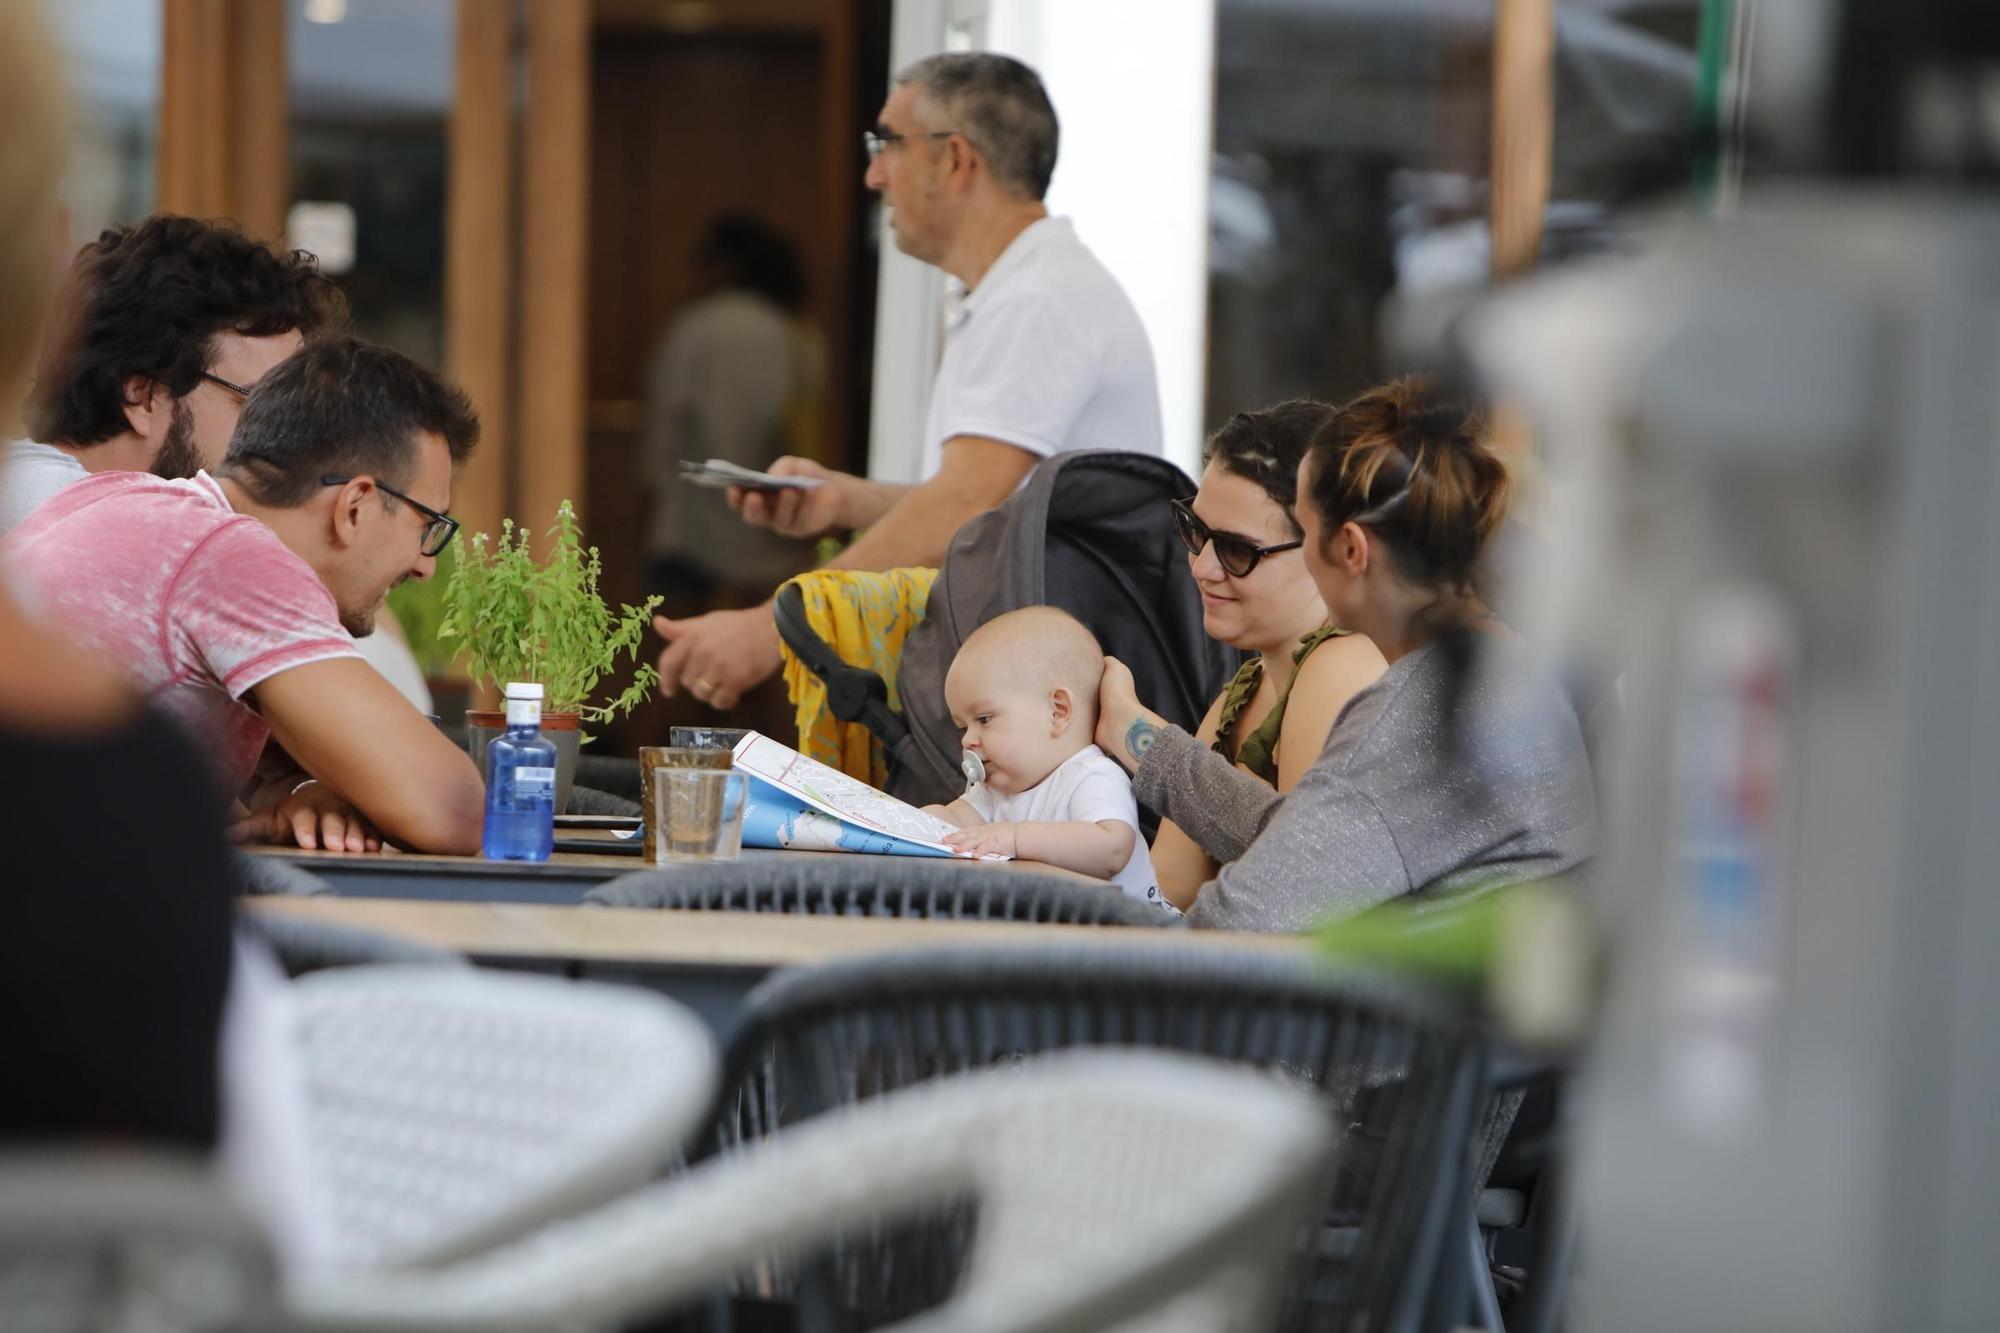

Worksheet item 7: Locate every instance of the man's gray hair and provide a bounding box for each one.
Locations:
[897,53,1059,200]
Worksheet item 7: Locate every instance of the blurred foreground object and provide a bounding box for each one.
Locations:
[1471,185,2000,1329]
[710,944,1491,1331]
[0,1153,276,1333]
[290,1050,1334,1333]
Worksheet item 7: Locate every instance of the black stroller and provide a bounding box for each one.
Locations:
[775,450,1244,809]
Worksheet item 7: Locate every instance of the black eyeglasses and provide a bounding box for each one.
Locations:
[201,371,254,399]
[1169,497,1303,579]
[863,128,957,159]
[321,474,459,557]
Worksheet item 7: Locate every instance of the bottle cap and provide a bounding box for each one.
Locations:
[504,682,544,700]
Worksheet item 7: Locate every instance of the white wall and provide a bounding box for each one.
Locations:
[869,0,1216,482]
[982,0,1215,480]
[863,1,959,485]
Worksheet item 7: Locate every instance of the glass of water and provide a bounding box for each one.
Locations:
[654,768,748,863]
[639,745,732,861]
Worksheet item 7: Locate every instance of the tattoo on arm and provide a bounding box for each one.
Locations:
[1125,717,1163,762]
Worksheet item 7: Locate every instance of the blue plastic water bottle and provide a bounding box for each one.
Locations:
[482,682,557,861]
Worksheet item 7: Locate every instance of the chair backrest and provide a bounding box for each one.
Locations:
[888,450,1246,806]
[867,1050,1339,1333]
[236,850,334,897]
[712,943,1488,1333]
[287,1051,1337,1333]
[291,966,717,1272]
[0,1152,277,1333]
[564,784,642,818]
[586,857,1180,927]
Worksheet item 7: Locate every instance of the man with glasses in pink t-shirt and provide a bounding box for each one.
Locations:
[3,337,485,854]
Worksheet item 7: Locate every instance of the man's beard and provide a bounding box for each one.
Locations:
[339,601,378,638]
[149,398,201,479]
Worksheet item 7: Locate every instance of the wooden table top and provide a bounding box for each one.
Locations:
[243,895,1308,971]
[248,835,1096,882]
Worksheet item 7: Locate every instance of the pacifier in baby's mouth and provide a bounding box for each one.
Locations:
[960,749,987,787]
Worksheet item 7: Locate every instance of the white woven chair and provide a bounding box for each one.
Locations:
[0,1152,276,1333]
[286,1048,1337,1333]
[288,965,717,1273]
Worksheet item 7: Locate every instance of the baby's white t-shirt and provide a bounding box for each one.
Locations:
[962,744,1167,910]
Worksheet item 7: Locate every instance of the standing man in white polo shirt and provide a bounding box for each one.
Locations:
[654,52,1162,711]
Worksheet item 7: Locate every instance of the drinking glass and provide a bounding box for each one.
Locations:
[639,745,733,861]
[653,768,748,863]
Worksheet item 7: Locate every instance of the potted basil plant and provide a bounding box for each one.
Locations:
[439,500,662,814]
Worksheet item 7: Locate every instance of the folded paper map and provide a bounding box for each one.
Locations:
[732,731,1002,859]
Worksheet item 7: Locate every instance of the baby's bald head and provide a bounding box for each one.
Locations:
[949,606,1104,729]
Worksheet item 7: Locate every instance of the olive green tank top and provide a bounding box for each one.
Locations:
[1209,624,1349,785]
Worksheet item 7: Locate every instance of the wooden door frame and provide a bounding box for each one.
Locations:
[1489,0,1555,280]
[159,0,288,242]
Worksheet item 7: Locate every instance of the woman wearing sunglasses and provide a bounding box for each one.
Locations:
[1151,402,1387,909]
[1099,377,1595,931]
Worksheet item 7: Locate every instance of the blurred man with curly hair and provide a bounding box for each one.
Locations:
[1,213,347,532]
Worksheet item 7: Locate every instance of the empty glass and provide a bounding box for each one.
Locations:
[653,768,748,863]
[639,745,733,861]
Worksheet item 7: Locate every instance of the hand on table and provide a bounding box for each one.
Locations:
[1094,656,1168,772]
[944,821,1017,859]
[653,604,784,710]
[228,779,383,853]
[727,456,848,539]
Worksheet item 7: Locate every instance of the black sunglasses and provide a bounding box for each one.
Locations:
[321,474,459,557]
[1169,497,1303,579]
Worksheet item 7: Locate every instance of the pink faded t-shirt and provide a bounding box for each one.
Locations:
[2,470,360,794]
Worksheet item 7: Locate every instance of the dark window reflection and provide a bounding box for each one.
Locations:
[56,0,162,234]
[1209,0,1700,424]
[288,2,452,366]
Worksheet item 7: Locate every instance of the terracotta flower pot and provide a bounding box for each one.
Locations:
[466,709,582,816]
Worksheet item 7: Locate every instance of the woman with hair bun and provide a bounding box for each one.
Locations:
[1097,375,1595,931]
[1150,400,1386,909]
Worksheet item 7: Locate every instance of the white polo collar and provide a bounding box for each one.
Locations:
[948,215,1073,328]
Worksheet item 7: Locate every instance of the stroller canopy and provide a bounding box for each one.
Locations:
[889,450,1245,806]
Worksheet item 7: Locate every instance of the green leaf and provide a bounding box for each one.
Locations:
[439,500,661,723]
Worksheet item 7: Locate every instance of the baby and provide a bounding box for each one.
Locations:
[926,606,1164,907]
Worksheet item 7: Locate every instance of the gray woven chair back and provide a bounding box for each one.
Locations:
[246,911,468,979]
[587,857,1178,927]
[0,1153,276,1333]
[714,943,1486,1333]
[291,966,717,1272]
[235,850,333,897]
[284,1051,1336,1333]
[572,754,643,802]
[564,784,641,817]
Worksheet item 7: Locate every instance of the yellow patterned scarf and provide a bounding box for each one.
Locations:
[778,567,939,786]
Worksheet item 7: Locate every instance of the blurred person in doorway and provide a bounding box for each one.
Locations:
[645,214,825,615]
[655,52,1163,712]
